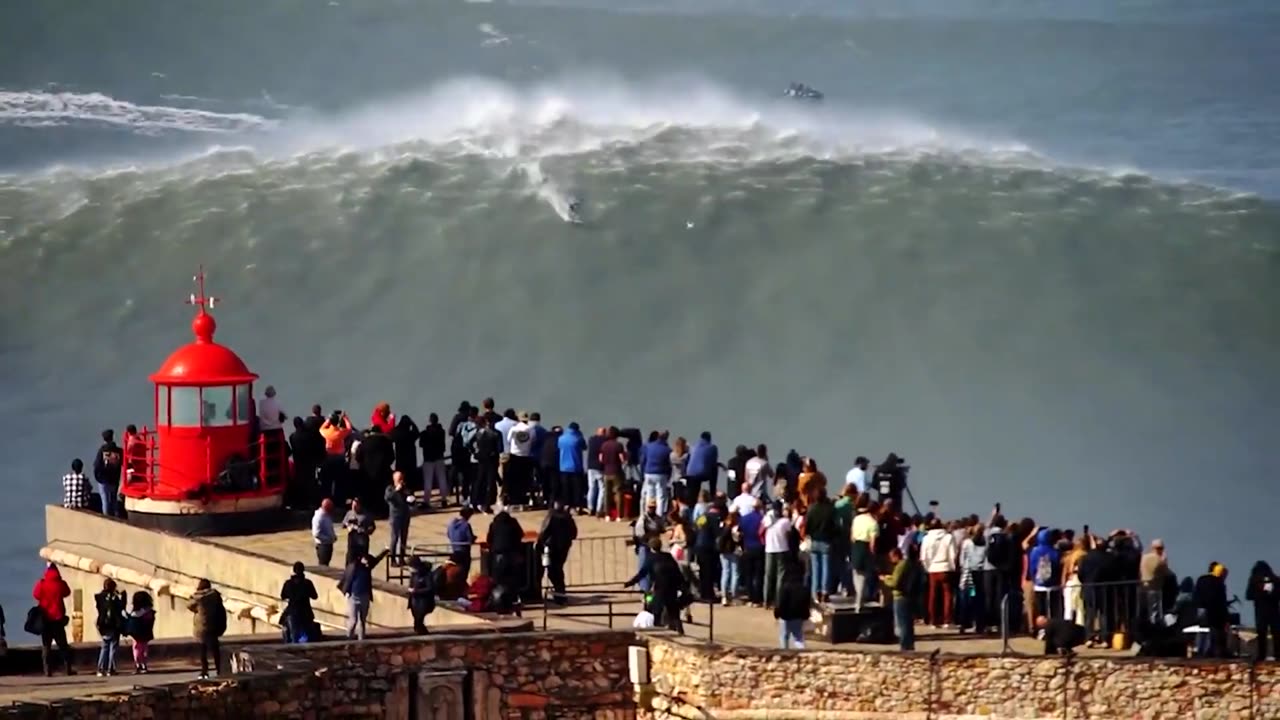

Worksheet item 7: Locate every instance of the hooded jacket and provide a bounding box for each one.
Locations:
[1026,529,1062,587]
[1247,561,1280,620]
[408,558,436,616]
[33,566,71,623]
[920,528,958,574]
[188,586,226,639]
[538,506,579,555]
[280,573,318,625]
[390,416,420,472]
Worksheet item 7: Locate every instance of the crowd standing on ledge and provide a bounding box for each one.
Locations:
[47,392,1280,668]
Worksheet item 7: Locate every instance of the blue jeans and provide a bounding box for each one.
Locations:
[101,483,119,517]
[779,619,805,649]
[895,597,915,651]
[720,553,740,600]
[389,516,409,563]
[808,541,830,597]
[586,470,605,514]
[642,474,671,516]
[636,544,653,593]
[98,634,119,673]
[831,547,850,595]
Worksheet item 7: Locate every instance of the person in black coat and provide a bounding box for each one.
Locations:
[1076,539,1116,646]
[1039,615,1087,655]
[486,507,526,610]
[279,562,318,643]
[1193,562,1230,657]
[624,537,690,635]
[390,416,421,490]
[289,417,325,508]
[407,557,436,634]
[356,427,395,514]
[774,561,811,649]
[539,426,563,508]
[537,500,578,602]
[418,414,449,508]
[1247,561,1280,660]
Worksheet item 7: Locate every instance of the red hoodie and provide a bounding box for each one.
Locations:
[370,407,396,435]
[33,566,71,622]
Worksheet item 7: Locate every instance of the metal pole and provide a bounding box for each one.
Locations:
[1000,594,1010,655]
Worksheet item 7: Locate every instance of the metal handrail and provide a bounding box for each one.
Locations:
[998,578,1165,650]
[538,587,716,642]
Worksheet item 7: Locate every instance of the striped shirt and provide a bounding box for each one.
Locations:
[62,472,92,509]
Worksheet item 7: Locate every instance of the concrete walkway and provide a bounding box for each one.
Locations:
[210,505,1136,657]
[0,663,205,703]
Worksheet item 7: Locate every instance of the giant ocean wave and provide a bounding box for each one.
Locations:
[1,78,1275,268]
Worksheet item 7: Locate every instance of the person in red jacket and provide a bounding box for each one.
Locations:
[32,563,75,676]
[369,403,396,435]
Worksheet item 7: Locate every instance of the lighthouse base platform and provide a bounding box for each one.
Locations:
[39,504,490,645]
[123,494,292,536]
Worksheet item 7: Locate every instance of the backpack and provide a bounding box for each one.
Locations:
[986,532,1013,571]
[411,569,436,614]
[456,422,478,457]
[1034,552,1054,587]
[208,595,228,638]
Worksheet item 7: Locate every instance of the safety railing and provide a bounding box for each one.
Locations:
[538,588,717,643]
[561,535,637,588]
[384,542,480,584]
[384,535,637,587]
[998,579,1165,652]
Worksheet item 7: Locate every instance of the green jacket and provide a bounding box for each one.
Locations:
[887,558,913,599]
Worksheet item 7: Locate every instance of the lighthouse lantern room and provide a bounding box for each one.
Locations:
[121,269,288,534]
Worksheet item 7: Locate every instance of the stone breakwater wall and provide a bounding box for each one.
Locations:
[10,631,1280,720]
[2,630,637,720]
[643,638,1280,720]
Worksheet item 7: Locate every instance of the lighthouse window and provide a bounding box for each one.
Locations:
[201,386,235,427]
[168,386,201,427]
[235,384,252,424]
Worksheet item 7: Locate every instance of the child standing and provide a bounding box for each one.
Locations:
[94,579,126,676]
[125,591,156,674]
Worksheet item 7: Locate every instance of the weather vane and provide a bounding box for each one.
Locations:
[186,265,220,311]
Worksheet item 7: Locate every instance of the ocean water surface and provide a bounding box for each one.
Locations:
[1,0,1278,618]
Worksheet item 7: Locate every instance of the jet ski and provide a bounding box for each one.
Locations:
[783,82,824,101]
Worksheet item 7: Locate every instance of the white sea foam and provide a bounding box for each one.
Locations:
[269,74,1032,164]
[0,90,275,134]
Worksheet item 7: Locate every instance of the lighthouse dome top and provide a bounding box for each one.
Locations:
[149,269,258,386]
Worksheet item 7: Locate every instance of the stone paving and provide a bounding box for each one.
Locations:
[209,506,1127,657]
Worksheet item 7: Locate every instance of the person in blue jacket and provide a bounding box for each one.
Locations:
[557,423,587,511]
[685,432,719,500]
[640,431,673,515]
[1027,528,1062,623]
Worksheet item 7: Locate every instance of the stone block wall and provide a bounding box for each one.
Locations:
[643,637,1280,720]
[231,629,638,719]
[3,630,638,720]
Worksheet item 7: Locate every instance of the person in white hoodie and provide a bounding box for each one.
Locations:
[919,519,958,628]
[505,412,535,510]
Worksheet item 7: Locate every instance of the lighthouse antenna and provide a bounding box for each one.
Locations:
[185,265,220,314]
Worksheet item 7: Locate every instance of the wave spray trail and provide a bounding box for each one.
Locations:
[0,90,275,134]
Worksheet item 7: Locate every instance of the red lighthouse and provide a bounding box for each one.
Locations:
[121,269,288,534]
